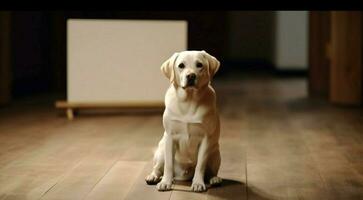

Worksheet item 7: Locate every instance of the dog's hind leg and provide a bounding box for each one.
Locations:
[206,149,222,186]
[145,138,165,185]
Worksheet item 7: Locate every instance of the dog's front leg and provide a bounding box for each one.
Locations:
[192,136,209,192]
[157,133,174,191]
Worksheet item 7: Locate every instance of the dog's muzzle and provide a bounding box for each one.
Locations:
[186,73,196,87]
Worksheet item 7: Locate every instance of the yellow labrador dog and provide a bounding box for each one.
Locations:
[145,50,222,192]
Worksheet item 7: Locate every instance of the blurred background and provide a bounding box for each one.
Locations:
[0,11,361,107]
[1,11,311,103]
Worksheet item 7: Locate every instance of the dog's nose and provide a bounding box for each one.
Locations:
[186,73,196,81]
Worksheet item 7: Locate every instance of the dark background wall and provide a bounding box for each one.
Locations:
[11,12,53,97]
[5,11,277,100]
[227,11,276,66]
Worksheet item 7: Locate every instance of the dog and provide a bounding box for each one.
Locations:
[145,50,222,192]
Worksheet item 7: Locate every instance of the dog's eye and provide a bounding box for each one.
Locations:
[178,63,185,69]
[196,62,203,68]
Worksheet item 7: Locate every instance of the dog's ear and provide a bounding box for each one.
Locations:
[202,50,220,77]
[161,52,179,83]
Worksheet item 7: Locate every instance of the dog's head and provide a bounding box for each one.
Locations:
[161,50,220,89]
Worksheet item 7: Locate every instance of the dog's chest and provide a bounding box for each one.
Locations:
[164,104,212,138]
[163,101,214,148]
[169,119,204,140]
[169,120,205,159]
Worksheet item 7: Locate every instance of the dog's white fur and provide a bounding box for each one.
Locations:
[145,50,222,192]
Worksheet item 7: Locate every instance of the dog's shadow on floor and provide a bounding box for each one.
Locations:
[171,179,277,200]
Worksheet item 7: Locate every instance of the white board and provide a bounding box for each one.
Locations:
[67,19,187,104]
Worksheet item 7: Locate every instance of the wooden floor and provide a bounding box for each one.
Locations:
[0,74,363,200]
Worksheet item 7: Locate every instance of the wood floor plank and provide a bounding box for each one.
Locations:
[0,174,60,200]
[39,117,149,200]
[170,189,207,200]
[123,161,172,200]
[0,115,67,167]
[240,78,331,200]
[118,116,164,162]
[85,161,145,200]
[288,104,363,199]
[0,116,147,199]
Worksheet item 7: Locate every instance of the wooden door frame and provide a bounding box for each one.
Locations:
[308,11,363,105]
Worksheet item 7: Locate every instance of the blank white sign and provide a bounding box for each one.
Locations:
[67,19,187,103]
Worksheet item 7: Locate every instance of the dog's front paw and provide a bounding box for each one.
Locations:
[209,176,222,186]
[191,181,206,192]
[157,181,172,191]
[145,173,161,185]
